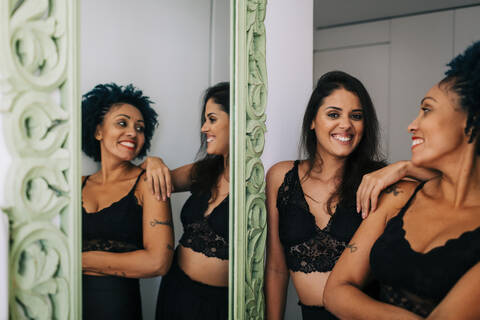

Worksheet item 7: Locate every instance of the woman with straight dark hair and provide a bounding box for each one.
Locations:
[264,71,387,319]
[324,41,480,320]
[145,82,231,320]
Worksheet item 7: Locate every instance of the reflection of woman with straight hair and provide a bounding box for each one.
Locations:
[145,82,230,320]
[325,41,480,319]
[265,71,387,319]
[81,83,174,319]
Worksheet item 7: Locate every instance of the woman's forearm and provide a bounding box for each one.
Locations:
[82,248,173,278]
[264,268,289,320]
[403,161,439,182]
[324,283,423,320]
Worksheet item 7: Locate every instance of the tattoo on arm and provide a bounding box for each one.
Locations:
[346,243,357,253]
[385,184,402,196]
[150,219,173,228]
[167,244,174,251]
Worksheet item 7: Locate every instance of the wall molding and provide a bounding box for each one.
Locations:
[230,0,268,319]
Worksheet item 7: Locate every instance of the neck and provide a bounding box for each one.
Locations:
[98,155,135,184]
[433,145,480,208]
[310,150,346,181]
[222,154,230,182]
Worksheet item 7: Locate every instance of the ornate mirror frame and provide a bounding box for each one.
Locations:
[0,0,267,319]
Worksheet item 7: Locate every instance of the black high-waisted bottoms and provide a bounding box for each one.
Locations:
[83,274,142,320]
[156,260,228,320]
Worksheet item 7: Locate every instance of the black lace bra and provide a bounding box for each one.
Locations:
[370,182,480,317]
[179,191,229,260]
[277,161,362,273]
[82,171,145,252]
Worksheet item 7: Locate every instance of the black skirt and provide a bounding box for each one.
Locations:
[299,301,338,320]
[83,274,142,320]
[156,261,228,320]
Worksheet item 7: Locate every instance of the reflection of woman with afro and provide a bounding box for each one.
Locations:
[81,83,174,319]
[325,41,480,319]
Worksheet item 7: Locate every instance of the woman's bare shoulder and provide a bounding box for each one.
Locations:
[375,180,420,220]
[267,160,295,179]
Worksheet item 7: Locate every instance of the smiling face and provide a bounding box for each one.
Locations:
[408,83,468,168]
[201,98,230,157]
[95,103,145,162]
[311,88,364,160]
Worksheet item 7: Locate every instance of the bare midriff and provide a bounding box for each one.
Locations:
[290,270,330,307]
[177,245,229,287]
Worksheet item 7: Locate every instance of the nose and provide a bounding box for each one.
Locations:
[201,121,209,133]
[407,114,419,134]
[126,124,137,137]
[338,116,352,130]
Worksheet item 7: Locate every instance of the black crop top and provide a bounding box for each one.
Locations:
[179,191,229,260]
[370,182,480,317]
[277,161,362,273]
[82,171,145,253]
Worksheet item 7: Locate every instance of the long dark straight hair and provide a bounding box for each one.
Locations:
[300,71,386,213]
[190,82,230,199]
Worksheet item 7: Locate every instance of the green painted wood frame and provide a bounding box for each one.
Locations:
[0,0,267,319]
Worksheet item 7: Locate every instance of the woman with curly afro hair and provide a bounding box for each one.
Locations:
[325,41,480,319]
[81,83,174,319]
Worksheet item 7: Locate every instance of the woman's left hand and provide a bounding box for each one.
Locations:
[141,156,173,201]
[356,161,409,219]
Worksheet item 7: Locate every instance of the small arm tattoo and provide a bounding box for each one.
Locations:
[385,184,402,196]
[150,219,173,228]
[346,243,358,253]
[167,244,174,251]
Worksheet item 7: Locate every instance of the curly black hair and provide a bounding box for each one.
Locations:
[82,83,158,161]
[441,41,480,152]
[190,82,230,198]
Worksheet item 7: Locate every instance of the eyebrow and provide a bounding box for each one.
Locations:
[421,96,437,105]
[325,106,363,112]
[115,114,144,123]
[206,112,217,117]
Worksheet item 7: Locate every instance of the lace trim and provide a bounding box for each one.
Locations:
[82,239,140,253]
[286,225,346,273]
[179,220,228,260]
[379,284,435,317]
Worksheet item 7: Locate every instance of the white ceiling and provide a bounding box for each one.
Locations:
[314,0,480,29]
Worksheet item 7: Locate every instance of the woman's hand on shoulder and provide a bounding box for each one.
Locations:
[356,161,438,219]
[141,156,173,201]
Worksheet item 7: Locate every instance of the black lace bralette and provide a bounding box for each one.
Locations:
[370,181,480,317]
[179,191,229,260]
[82,171,145,253]
[277,160,362,273]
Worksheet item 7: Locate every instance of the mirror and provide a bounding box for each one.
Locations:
[81,0,229,319]
[264,1,480,319]
[1,0,269,319]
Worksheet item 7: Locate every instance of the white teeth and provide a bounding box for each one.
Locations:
[120,141,135,148]
[332,134,352,142]
[412,139,424,147]
[206,137,214,143]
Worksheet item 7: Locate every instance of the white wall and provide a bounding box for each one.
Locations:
[314,5,480,162]
[81,1,229,319]
[264,1,314,319]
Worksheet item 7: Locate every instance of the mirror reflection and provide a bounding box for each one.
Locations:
[263,1,480,319]
[81,1,230,319]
